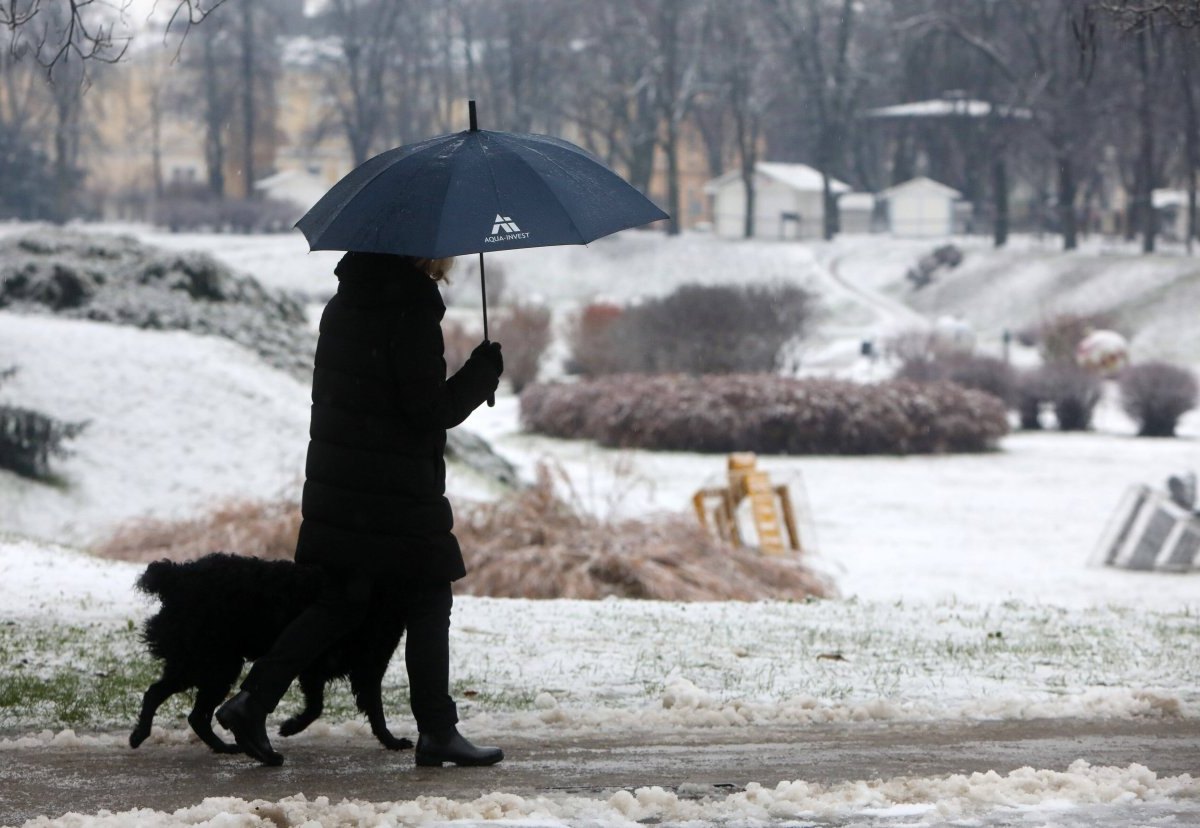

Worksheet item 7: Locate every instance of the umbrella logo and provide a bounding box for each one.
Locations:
[485,214,531,244]
[491,214,520,234]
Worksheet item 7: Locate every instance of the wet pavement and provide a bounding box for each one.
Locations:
[2,717,1198,825]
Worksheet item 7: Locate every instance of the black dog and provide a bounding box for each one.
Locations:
[129,552,412,753]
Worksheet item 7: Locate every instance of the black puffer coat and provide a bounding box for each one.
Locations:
[294,253,499,581]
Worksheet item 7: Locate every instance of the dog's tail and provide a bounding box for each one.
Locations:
[135,559,181,598]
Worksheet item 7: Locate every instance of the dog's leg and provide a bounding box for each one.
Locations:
[191,674,242,754]
[130,672,188,748]
[351,667,413,751]
[278,671,325,738]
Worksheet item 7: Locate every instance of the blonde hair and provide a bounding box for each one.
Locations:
[410,256,456,283]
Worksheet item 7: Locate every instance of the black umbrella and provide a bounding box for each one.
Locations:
[297,100,668,350]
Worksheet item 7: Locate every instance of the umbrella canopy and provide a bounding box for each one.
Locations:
[297,112,668,259]
[297,101,667,406]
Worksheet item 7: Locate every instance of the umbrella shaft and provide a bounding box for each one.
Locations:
[479,252,489,341]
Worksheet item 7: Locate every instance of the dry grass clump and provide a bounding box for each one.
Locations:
[93,499,301,563]
[455,465,831,601]
[92,469,831,602]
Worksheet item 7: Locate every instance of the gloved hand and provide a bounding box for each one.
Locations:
[471,339,503,377]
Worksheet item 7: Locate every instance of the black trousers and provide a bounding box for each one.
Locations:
[240,568,458,733]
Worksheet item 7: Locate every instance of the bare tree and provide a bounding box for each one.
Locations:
[1,0,222,73]
[701,0,776,238]
[1009,0,1105,250]
[637,0,705,235]
[313,0,403,166]
[769,0,864,240]
[1109,0,1200,252]
[554,2,660,194]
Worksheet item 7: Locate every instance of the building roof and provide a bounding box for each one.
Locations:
[704,162,850,195]
[880,176,963,200]
[1153,189,1188,208]
[866,99,1032,120]
[255,169,330,209]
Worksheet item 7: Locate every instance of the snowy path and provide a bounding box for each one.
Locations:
[2,718,1197,826]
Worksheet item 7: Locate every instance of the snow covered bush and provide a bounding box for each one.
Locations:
[0,367,88,480]
[1039,363,1102,431]
[567,283,814,376]
[566,301,625,375]
[1118,361,1199,437]
[521,375,1008,455]
[896,352,1016,406]
[1015,367,1054,429]
[490,301,552,393]
[0,229,312,377]
[1015,364,1103,431]
[156,195,301,233]
[1033,312,1119,366]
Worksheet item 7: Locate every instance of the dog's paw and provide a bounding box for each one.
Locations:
[278,716,311,738]
[210,740,242,754]
[129,727,149,749]
[380,734,414,751]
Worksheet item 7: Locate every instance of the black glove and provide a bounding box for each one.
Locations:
[471,339,503,377]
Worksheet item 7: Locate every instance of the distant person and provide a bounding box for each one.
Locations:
[217,251,504,768]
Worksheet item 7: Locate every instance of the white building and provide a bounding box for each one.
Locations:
[880,176,963,237]
[704,162,850,240]
[838,192,877,234]
[254,169,330,212]
[1153,189,1191,242]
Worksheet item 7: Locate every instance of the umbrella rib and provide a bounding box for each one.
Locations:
[315,137,458,245]
[498,138,594,242]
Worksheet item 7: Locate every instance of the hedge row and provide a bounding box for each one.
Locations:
[521,374,1009,455]
[567,282,814,376]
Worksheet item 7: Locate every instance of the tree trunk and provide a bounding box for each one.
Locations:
[240,2,256,199]
[52,98,73,223]
[1182,36,1198,255]
[822,174,837,240]
[741,163,756,238]
[1136,25,1156,254]
[626,85,657,195]
[992,156,1008,248]
[1058,155,1077,251]
[819,132,836,240]
[664,115,682,236]
[150,86,164,201]
[203,34,226,200]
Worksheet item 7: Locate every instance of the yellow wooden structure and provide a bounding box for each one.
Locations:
[692,453,802,555]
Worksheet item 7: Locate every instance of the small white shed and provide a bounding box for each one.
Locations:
[254,168,330,211]
[838,192,877,234]
[1153,189,1191,242]
[704,162,850,240]
[881,176,962,237]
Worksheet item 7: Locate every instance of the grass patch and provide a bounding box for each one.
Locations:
[0,597,1196,735]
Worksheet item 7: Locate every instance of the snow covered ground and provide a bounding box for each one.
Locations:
[1,224,1198,826]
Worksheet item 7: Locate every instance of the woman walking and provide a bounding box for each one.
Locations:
[217,251,504,768]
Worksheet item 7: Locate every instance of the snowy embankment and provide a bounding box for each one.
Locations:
[0,313,310,545]
[13,762,1199,828]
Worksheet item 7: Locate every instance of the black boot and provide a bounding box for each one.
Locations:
[415,726,503,767]
[216,690,284,766]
